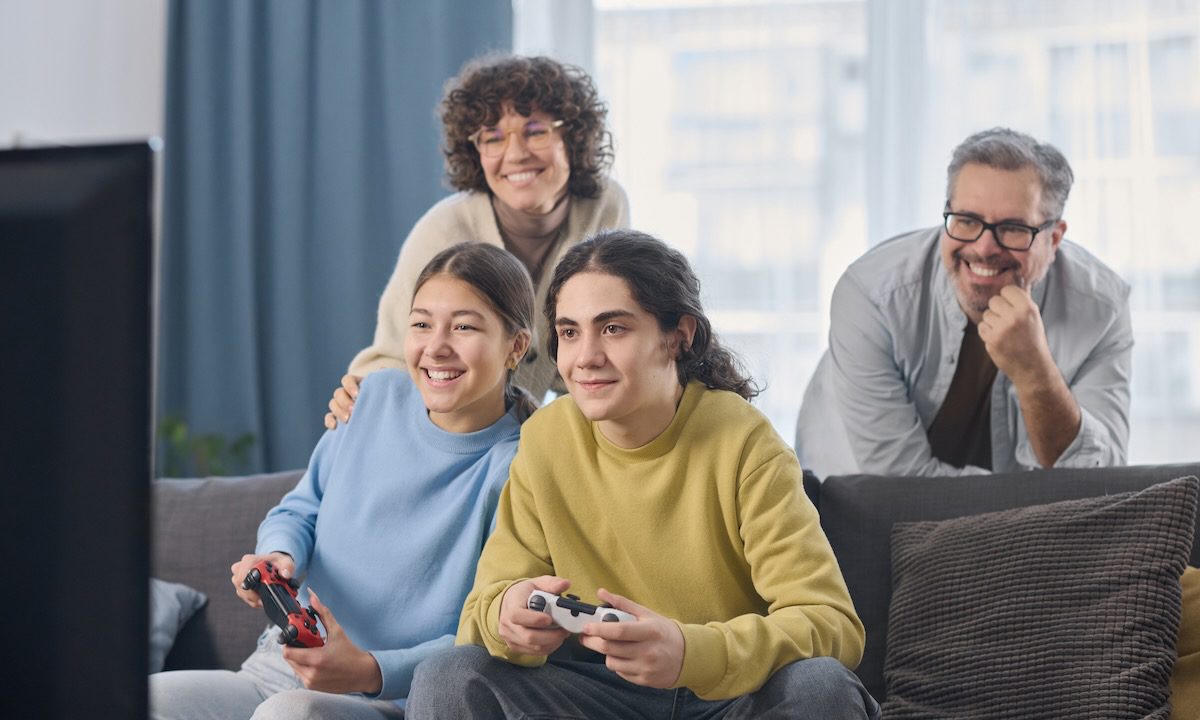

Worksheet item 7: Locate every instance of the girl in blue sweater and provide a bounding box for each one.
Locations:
[151,243,535,720]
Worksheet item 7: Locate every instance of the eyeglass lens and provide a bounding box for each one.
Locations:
[945,214,1036,250]
[474,122,557,157]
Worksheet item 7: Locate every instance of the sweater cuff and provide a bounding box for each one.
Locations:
[484,584,509,648]
[480,580,548,668]
[370,635,454,700]
[255,532,307,576]
[674,622,728,696]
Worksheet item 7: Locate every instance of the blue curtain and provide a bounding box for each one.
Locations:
[159,0,511,474]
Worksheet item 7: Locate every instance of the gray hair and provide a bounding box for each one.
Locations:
[946,128,1074,220]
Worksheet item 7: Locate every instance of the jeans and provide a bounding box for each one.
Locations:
[149,626,406,720]
[405,645,881,720]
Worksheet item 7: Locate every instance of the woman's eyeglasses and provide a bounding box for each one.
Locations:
[469,120,565,158]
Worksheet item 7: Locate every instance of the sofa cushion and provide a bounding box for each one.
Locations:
[881,477,1197,719]
[151,470,302,671]
[148,577,208,673]
[816,462,1200,701]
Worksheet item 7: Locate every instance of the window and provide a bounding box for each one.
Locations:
[595,0,868,447]
[535,0,1200,463]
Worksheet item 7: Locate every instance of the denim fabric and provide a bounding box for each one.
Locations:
[406,645,879,720]
[149,627,404,720]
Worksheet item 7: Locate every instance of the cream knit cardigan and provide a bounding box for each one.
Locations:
[349,178,630,400]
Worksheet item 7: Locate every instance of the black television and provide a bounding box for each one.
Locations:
[0,142,154,717]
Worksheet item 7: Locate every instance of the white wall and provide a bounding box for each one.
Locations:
[0,0,167,147]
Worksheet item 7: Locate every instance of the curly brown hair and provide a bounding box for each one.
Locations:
[440,54,614,199]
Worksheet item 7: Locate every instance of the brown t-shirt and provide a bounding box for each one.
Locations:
[492,193,570,284]
[926,321,998,470]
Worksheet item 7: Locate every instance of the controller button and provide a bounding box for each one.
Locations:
[528,595,546,612]
[602,613,619,622]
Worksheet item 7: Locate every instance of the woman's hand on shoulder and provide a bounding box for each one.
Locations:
[498,576,572,657]
[323,374,362,430]
[230,551,295,608]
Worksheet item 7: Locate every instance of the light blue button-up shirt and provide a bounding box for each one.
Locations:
[796,226,1132,479]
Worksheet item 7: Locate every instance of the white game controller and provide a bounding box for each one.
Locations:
[527,590,636,633]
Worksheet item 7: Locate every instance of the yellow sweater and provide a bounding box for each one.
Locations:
[457,381,865,700]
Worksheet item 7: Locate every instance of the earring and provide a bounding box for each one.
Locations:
[507,358,519,370]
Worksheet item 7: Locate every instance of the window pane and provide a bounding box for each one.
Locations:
[596,0,867,446]
[591,0,1200,463]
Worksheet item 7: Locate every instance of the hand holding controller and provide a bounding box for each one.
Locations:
[527,590,636,633]
[241,559,324,648]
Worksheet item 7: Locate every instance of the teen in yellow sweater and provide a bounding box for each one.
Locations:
[407,229,879,719]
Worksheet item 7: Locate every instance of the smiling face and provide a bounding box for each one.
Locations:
[479,104,571,215]
[941,162,1066,323]
[404,274,529,433]
[553,272,693,449]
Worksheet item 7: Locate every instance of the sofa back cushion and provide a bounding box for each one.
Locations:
[817,463,1200,701]
[151,470,302,671]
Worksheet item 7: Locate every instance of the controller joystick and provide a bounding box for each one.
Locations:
[526,590,637,634]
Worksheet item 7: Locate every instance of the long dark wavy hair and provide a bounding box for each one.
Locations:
[440,53,614,199]
[544,229,760,401]
[414,243,538,421]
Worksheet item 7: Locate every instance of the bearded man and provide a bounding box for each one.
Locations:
[797,127,1131,478]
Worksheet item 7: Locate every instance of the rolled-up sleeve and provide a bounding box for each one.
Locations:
[1025,290,1132,468]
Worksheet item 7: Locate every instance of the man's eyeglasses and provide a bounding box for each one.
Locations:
[942,211,1057,251]
[469,120,565,158]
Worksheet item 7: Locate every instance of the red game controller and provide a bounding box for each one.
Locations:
[240,559,324,648]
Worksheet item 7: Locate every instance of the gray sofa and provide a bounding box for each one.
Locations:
[153,470,304,671]
[802,462,1200,702]
[153,462,1200,703]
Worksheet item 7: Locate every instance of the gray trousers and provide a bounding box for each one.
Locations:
[405,645,881,720]
[149,627,406,720]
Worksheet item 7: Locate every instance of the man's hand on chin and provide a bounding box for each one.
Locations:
[978,284,1055,386]
[979,283,1081,467]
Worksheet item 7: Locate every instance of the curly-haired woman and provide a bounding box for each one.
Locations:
[325,54,629,427]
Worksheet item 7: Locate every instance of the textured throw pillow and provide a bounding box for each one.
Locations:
[1172,565,1200,720]
[882,476,1198,720]
[149,577,208,673]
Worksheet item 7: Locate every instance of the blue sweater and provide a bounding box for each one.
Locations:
[256,369,520,702]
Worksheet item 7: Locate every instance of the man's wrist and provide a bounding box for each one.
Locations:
[1007,346,1059,392]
